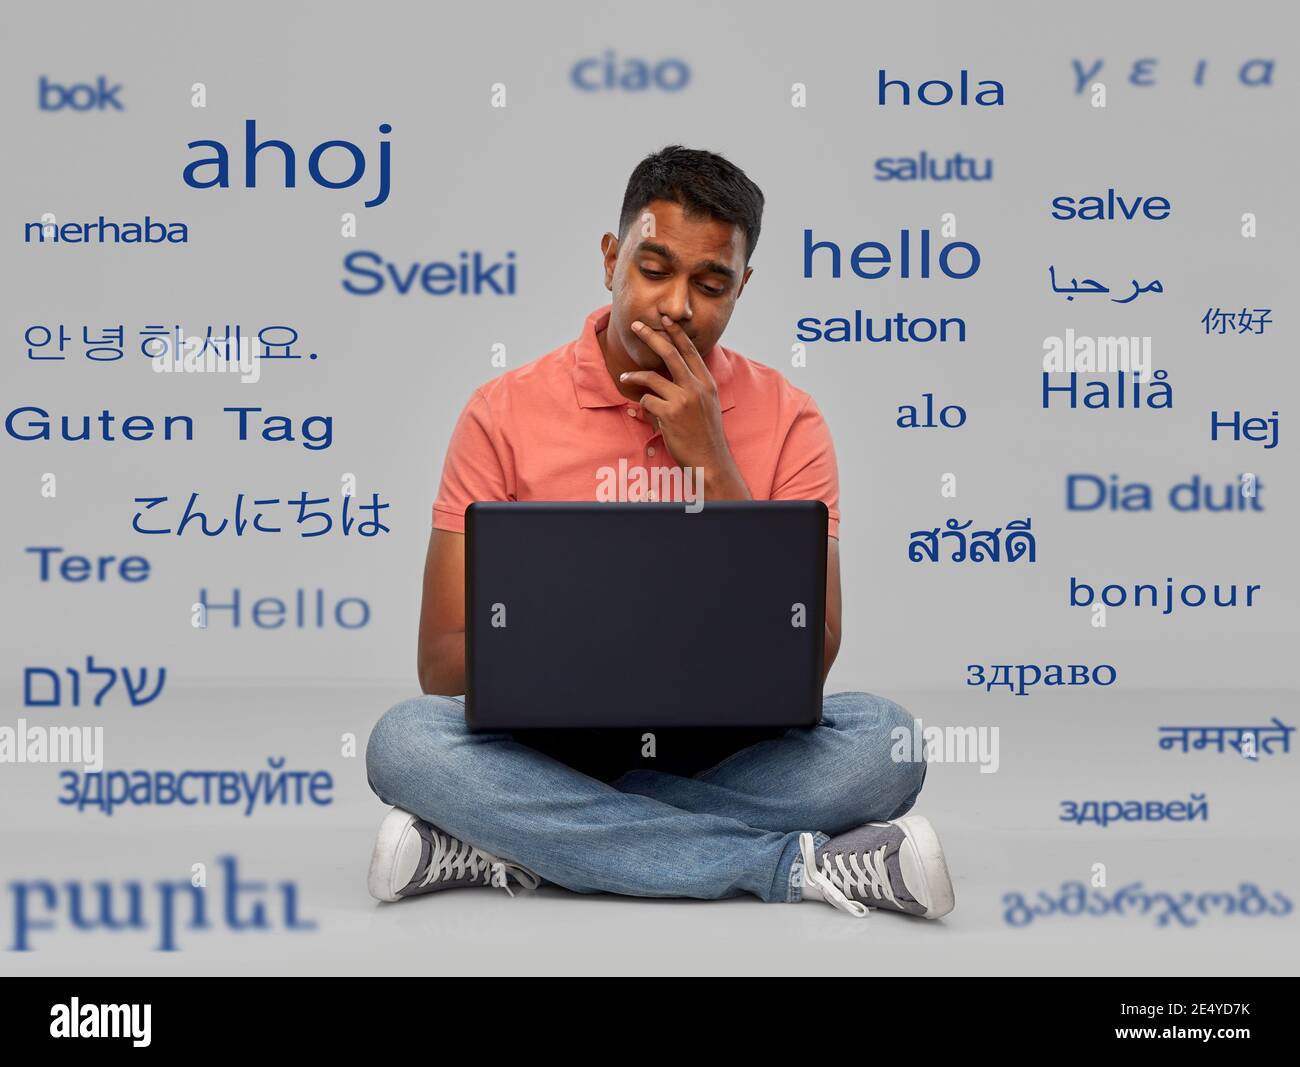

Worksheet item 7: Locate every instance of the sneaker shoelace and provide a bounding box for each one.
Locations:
[419,829,541,897]
[798,832,899,917]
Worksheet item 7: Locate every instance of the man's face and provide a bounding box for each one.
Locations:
[601,198,752,371]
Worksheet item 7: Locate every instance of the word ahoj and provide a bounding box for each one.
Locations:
[183,119,392,208]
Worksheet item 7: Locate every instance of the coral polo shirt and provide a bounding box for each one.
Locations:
[433,304,840,537]
[430,303,841,781]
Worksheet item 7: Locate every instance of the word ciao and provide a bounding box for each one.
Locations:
[1004,882,1291,928]
[1050,189,1169,221]
[571,51,689,91]
[9,855,314,951]
[183,119,392,208]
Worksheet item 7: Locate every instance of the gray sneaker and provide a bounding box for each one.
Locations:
[797,815,955,919]
[367,807,541,902]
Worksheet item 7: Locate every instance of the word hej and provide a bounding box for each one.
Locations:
[1003,882,1291,929]
[1067,474,1265,513]
[8,855,314,951]
[908,518,1034,563]
[183,118,392,208]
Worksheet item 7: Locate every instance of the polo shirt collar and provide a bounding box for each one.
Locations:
[572,304,736,412]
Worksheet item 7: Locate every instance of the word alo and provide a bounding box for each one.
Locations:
[595,460,703,512]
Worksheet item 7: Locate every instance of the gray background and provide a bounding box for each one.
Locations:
[1,0,1296,975]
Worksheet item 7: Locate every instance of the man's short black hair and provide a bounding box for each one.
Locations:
[617,145,765,266]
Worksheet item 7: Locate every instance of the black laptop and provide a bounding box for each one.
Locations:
[465,500,827,732]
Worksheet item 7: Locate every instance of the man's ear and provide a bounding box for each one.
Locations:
[737,265,753,298]
[601,232,619,289]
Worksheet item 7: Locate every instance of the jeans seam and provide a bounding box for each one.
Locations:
[785,830,829,902]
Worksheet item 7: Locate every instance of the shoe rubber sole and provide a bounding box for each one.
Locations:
[367,807,420,902]
[896,814,956,919]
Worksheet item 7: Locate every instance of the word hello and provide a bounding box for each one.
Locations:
[873,152,992,182]
[1211,410,1279,450]
[571,51,689,91]
[877,69,1004,106]
[1050,189,1170,221]
[595,459,703,512]
[1042,331,1151,379]
[804,228,980,280]
[1067,474,1265,512]
[196,588,370,629]
[183,119,392,208]
[50,999,150,1047]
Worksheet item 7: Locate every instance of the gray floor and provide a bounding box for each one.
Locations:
[2,684,1296,976]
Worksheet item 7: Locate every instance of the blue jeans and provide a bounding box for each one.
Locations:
[365,691,927,903]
